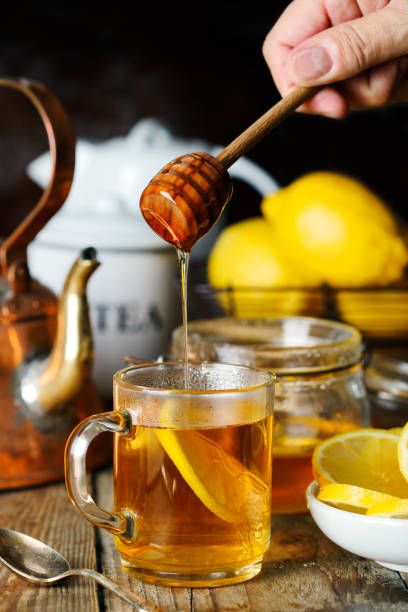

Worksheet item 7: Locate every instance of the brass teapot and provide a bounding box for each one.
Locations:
[0,78,108,489]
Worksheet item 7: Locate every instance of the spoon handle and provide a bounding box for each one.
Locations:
[217,86,319,168]
[67,568,161,611]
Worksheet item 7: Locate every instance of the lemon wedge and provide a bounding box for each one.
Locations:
[366,499,408,517]
[318,483,402,512]
[155,428,269,524]
[389,427,403,436]
[398,422,408,484]
[313,429,408,497]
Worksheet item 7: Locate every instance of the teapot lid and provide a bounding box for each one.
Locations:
[27,119,212,251]
[27,118,278,252]
[32,195,170,250]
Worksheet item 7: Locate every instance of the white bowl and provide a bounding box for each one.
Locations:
[306,481,408,572]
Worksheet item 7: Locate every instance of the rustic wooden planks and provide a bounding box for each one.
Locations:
[95,468,192,612]
[0,469,407,611]
[95,469,408,612]
[191,516,408,611]
[0,480,99,612]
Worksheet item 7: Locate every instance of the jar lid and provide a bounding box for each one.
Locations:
[171,317,363,375]
[365,349,408,403]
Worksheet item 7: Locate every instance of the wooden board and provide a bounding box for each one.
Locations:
[0,469,407,611]
[95,469,192,612]
[94,468,408,612]
[0,480,99,612]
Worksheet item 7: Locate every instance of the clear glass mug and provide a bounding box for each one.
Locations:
[65,362,274,587]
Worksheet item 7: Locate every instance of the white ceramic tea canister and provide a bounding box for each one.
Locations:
[27,119,278,398]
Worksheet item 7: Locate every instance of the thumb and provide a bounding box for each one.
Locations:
[288,5,408,86]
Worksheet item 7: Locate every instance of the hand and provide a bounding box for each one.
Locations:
[263,0,408,117]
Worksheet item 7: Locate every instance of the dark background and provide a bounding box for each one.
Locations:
[1,0,407,239]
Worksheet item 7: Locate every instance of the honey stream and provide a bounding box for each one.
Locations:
[177,248,190,388]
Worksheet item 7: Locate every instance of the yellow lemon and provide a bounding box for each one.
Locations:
[155,428,269,524]
[261,172,408,287]
[313,429,408,497]
[366,499,408,517]
[318,483,402,513]
[398,422,408,483]
[389,427,403,436]
[207,218,310,316]
[208,217,302,288]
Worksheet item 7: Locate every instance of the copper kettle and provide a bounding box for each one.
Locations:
[0,78,108,489]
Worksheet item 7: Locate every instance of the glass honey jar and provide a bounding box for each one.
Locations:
[170,317,370,514]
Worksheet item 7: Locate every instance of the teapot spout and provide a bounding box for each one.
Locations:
[18,248,99,421]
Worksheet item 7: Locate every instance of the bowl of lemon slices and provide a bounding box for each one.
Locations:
[306,423,408,571]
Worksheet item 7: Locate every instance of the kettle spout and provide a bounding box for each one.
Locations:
[19,247,99,420]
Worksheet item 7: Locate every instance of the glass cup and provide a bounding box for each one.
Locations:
[65,362,273,587]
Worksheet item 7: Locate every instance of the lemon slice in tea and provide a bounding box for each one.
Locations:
[155,428,269,524]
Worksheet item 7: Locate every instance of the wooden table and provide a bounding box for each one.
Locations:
[1,468,407,612]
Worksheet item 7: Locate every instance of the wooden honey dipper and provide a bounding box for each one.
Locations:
[140,86,318,251]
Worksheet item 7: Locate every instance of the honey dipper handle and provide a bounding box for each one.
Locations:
[217,86,319,168]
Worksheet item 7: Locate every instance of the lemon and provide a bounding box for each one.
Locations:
[208,217,302,288]
[398,422,408,483]
[155,428,269,524]
[366,499,408,517]
[122,428,164,486]
[207,218,309,316]
[313,429,408,497]
[318,483,402,512]
[261,172,408,287]
[389,427,403,436]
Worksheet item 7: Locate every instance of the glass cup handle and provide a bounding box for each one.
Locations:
[64,409,136,541]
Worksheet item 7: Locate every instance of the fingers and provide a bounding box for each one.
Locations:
[355,0,390,15]
[340,60,399,109]
[262,0,333,96]
[263,0,408,117]
[288,5,408,87]
[263,0,365,97]
[299,87,349,118]
[325,0,389,23]
[391,56,408,102]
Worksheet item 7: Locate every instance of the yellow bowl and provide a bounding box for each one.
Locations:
[191,280,408,341]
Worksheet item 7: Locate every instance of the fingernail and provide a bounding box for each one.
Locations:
[291,46,333,81]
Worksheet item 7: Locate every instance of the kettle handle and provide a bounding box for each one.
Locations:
[0,78,75,276]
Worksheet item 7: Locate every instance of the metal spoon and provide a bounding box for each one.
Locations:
[0,528,160,611]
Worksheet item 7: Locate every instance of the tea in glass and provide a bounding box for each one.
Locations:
[65,362,273,587]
